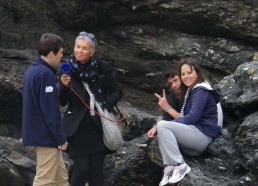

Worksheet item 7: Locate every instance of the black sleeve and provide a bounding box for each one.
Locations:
[103,71,123,112]
[98,60,123,112]
[162,93,181,121]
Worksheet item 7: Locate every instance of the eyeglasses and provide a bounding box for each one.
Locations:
[79,32,95,39]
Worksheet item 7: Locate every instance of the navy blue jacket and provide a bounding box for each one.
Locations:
[174,82,221,138]
[22,57,66,147]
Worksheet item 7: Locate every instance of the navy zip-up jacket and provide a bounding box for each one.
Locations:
[22,57,66,147]
[174,82,222,138]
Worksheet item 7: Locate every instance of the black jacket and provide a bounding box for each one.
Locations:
[162,92,183,121]
[58,60,123,138]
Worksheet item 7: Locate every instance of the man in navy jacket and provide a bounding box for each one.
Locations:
[22,33,69,186]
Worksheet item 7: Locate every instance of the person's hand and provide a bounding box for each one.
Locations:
[58,142,68,151]
[147,126,157,138]
[61,74,71,87]
[154,89,170,110]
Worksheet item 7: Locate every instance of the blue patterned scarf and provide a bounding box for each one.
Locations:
[68,54,108,109]
[68,54,100,83]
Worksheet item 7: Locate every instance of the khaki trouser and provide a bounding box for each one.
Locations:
[33,146,69,186]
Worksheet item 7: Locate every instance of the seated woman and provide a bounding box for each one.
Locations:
[154,58,222,186]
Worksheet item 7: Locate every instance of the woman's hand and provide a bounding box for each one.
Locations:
[147,126,157,138]
[154,89,170,110]
[61,74,71,87]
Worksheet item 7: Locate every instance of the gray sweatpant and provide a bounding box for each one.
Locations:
[157,120,213,165]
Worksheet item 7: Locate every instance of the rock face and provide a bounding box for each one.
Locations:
[1,94,258,185]
[1,0,258,185]
[1,0,258,128]
[218,61,258,111]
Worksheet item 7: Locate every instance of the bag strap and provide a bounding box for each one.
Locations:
[69,85,126,123]
[96,60,127,123]
[114,105,128,128]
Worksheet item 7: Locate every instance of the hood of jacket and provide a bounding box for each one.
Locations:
[192,81,220,103]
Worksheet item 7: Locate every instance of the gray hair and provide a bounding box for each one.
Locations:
[75,31,96,49]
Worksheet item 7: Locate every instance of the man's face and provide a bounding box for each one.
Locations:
[49,48,64,70]
[167,75,181,92]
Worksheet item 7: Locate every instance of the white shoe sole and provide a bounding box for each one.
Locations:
[169,165,191,184]
[159,180,169,186]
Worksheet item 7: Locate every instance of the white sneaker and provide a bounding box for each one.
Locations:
[168,163,191,184]
[159,165,174,186]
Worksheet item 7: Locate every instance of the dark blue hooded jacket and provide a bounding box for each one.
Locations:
[174,82,222,138]
[22,57,66,147]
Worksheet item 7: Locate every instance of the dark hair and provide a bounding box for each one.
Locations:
[165,69,178,79]
[178,58,205,100]
[38,33,64,56]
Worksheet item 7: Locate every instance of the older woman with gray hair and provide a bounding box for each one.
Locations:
[58,31,123,186]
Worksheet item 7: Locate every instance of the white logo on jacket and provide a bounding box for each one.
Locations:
[45,86,53,93]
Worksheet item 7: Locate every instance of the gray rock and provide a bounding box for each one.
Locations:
[1,0,258,185]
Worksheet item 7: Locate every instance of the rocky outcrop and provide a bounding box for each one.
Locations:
[1,72,258,185]
[217,61,258,112]
[1,0,258,93]
[0,136,72,186]
[1,0,258,127]
[0,48,32,138]
[1,0,258,185]
[0,137,24,186]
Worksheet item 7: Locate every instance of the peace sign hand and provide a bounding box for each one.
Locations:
[154,89,170,110]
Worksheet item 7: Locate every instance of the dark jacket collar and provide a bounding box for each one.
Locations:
[33,57,57,74]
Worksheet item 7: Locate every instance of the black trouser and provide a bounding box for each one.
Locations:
[70,152,106,186]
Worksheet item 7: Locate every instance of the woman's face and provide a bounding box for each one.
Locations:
[74,39,95,64]
[180,64,198,88]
